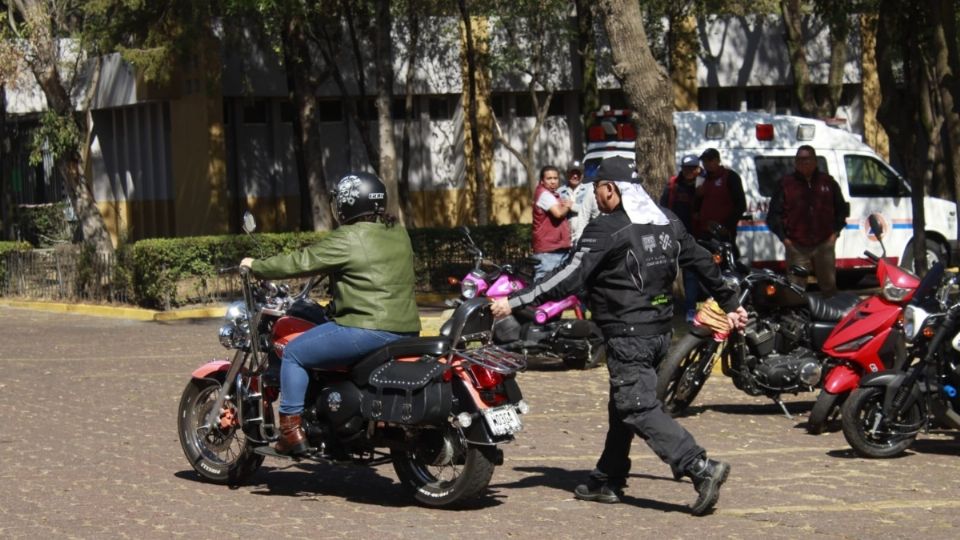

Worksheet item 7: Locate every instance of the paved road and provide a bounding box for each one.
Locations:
[1,307,959,539]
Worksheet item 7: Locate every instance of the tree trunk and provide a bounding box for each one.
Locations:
[17,1,114,255]
[0,84,11,240]
[282,11,333,231]
[780,0,818,117]
[374,0,403,221]
[574,0,599,152]
[930,0,960,243]
[596,0,674,198]
[458,2,490,225]
[398,0,420,227]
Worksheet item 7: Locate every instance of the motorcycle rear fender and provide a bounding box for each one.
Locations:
[452,375,520,445]
[191,360,231,379]
[822,364,861,394]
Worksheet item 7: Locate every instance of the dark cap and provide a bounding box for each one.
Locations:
[588,156,639,184]
[680,154,700,168]
[699,148,720,161]
[567,160,583,173]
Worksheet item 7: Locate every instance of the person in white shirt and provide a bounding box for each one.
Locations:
[564,161,600,247]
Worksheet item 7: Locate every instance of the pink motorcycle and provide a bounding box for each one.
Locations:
[442,226,605,370]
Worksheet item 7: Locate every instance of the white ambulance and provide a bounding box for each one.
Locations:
[582,110,958,279]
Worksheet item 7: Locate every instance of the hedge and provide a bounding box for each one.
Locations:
[2,225,535,309]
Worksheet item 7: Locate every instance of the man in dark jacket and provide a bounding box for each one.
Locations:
[661,153,704,321]
[766,145,849,296]
[491,156,748,516]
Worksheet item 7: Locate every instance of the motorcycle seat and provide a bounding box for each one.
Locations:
[350,337,451,386]
[807,292,860,322]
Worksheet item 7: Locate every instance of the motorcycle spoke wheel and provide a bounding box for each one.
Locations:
[841,387,920,458]
[178,378,264,484]
[391,427,496,507]
[656,334,717,417]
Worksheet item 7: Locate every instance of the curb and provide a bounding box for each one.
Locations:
[0,299,449,333]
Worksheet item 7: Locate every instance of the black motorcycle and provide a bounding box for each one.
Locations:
[656,226,861,416]
[840,264,960,458]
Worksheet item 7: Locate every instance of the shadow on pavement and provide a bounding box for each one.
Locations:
[176,464,503,509]
[496,466,689,513]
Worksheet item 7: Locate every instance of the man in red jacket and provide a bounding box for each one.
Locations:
[766,145,849,296]
[532,165,573,281]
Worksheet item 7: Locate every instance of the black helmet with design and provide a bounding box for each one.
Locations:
[330,172,387,224]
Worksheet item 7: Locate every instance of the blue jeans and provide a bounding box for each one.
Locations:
[534,251,569,282]
[279,321,413,414]
[682,269,700,315]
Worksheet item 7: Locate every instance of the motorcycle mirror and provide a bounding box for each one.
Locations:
[242,211,257,234]
[867,213,887,258]
[867,214,883,241]
[709,222,730,241]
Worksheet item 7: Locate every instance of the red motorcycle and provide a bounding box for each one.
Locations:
[807,216,920,433]
[177,216,528,507]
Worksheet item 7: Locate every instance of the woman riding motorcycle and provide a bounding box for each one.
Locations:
[240,172,421,456]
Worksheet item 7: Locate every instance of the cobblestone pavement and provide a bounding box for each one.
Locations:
[2,307,960,539]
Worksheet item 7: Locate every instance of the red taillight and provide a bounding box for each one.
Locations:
[470,364,504,389]
[756,123,774,141]
[618,123,636,141]
[447,276,460,286]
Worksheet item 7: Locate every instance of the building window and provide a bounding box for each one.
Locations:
[279,101,295,124]
[491,95,506,118]
[242,100,268,124]
[429,96,453,120]
[745,89,764,111]
[318,100,342,122]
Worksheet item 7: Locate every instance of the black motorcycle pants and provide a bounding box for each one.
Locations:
[588,333,705,488]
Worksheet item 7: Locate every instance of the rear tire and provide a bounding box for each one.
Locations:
[807,390,843,434]
[392,427,496,507]
[178,377,264,484]
[901,239,948,274]
[840,387,921,458]
[656,333,717,417]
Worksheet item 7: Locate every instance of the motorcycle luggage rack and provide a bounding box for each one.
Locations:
[455,345,527,374]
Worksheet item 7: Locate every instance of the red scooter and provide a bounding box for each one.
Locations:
[806,215,921,433]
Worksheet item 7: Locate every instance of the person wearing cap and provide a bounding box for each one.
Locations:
[531,165,573,281]
[766,145,848,296]
[564,160,601,247]
[695,148,746,247]
[661,154,704,322]
[491,156,748,516]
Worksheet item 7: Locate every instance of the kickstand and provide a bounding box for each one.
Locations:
[772,396,793,420]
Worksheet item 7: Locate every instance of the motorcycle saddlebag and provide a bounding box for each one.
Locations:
[361,357,452,425]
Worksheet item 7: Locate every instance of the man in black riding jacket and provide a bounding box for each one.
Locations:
[491,156,748,516]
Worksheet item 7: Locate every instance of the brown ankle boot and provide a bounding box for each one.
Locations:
[276,413,310,456]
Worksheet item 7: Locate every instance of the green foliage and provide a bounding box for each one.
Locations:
[130,231,327,308]
[0,241,32,290]
[15,202,72,247]
[29,110,80,166]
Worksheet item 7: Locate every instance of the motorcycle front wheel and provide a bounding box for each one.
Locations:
[656,333,719,417]
[807,389,844,435]
[178,376,264,484]
[392,426,496,507]
[840,386,921,458]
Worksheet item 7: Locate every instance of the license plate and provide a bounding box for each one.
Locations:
[481,405,523,436]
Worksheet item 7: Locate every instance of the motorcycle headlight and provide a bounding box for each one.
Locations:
[903,305,930,341]
[461,280,478,299]
[225,301,249,323]
[881,275,912,302]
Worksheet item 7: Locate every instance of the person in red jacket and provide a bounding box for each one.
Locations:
[532,165,573,281]
[693,148,746,246]
[766,145,849,297]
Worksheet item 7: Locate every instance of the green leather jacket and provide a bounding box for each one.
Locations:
[250,222,421,333]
